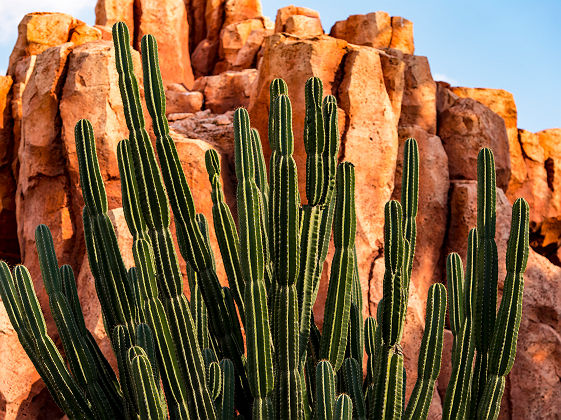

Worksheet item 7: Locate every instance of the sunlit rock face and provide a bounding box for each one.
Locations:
[0,2,558,418]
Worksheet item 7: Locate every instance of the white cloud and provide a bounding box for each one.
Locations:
[0,0,96,44]
[433,73,458,86]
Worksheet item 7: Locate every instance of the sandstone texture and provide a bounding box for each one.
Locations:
[0,2,559,419]
[330,12,414,53]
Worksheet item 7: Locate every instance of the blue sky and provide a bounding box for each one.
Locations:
[0,0,559,131]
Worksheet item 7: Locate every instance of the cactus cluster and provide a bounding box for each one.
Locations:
[0,23,529,420]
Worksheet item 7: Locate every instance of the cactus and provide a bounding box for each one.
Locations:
[442,149,529,420]
[0,23,529,420]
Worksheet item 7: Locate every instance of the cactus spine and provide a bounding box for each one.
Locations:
[0,23,529,420]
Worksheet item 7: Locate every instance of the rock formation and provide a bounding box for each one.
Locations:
[0,2,558,419]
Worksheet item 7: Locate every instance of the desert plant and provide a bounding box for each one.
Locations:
[442,149,529,420]
[0,23,528,420]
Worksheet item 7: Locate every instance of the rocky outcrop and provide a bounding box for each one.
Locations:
[0,3,560,419]
[437,91,511,190]
[274,6,324,37]
[330,12,414,54]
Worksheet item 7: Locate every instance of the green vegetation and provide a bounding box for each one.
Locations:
[0,23,528,420]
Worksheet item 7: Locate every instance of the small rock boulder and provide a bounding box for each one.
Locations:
[438,97,511,190]
[194,69,257,114]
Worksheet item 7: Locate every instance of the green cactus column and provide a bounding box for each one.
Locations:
[270,93,303,419]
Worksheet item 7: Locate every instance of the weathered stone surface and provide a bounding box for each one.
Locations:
[165,87,204,114]
[192,39,220,77]
[380,49,405,125]
[330,12,392,48]
[399,54,437,134]
[135,0,194,87]
[274,6,320,33]
[283,15,324,37]
[393,125,449,301]
[16,44,75,305]
[95,0,135,30]
[223,0,262,27]
[8,13,101,74]
[194,69,257,113]
[0,76,18,264]
[233,23,273,69]
[60,41,140,216]
[390,16,414,54]
[446,181,561,418]
[216,18,271,71]
[438,97,511,190]
[450,87,524,193]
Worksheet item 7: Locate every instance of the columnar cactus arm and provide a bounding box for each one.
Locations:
[447,253,465,339]
[319,163,356,372]
[314,360,336,420]
[334,394,353,420]
[478,198,529,420]
[372,348,405,420]
[36,226,125,417]
[0,263,96,419]
[401,138,419,286]
[219,359,235,420]
[381,200,405,347]
[134,31,248,411]
[341,358,366,420]
[269,92,303,418]
[404,283,447,420]
[442,319,475,420]
[346,248,364,367]
[298,84,341,364]
[443,231,477,420]
[75,119,139,335]
[133,238,191,418]
[233,107,274,416]
[205,149,245,321]
[117,139,148,241]
[129,349,168,420]
[472,148,499,409]
[303,77,325,206]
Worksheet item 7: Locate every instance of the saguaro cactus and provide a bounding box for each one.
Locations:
[0,23,529,420]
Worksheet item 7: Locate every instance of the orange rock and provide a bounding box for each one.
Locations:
[165,89,204,114]
[450,86,524,193]
[330,12,392,48]
[69,23,102,45]
[233,24,273,69]
[283,15,324,38]
[192,39,220,77]
[393,125,449,302]
[399,54,437,135]
[16,44,75,315]
[438,97,511,190]
[389,16,414,54]
[60,40,143,214]
[0,76,18,264]
[274,6,320,33]
[380,49,405,125]
[7,13,101,75]
[95,0,135,31]
[223,0,262,27]
[217,18,270,70]
[135,0,194,88]
[195,69,257,113]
